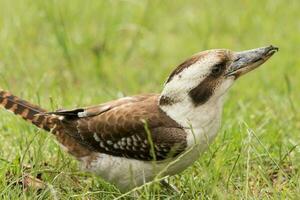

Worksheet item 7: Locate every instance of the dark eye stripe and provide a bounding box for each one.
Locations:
[189,60,228,106]
[210,61,227,77]
[189,80,213,106]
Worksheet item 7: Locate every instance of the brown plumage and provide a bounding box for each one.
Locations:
[51,94,187,160]
[0,89,94,158]
[0,90,51,130]
[0,90,187,161]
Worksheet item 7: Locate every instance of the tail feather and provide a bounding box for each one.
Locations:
[0,90,54,131]
[0,89,95,158]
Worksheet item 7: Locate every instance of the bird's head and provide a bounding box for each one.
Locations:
[160,46,278,107]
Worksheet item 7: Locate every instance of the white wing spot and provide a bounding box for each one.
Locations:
[100,141,105,148]
[121,141,126,146]
[78,111,87,118]
[140,148,146,152]
[93,133,101,142]
[136,135,142,141]
[133,141,138,146]
[131,135,137,142]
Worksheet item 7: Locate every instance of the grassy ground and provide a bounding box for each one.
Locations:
[0,0,299,199]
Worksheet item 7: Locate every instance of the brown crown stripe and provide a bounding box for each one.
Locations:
[166,54,203,83]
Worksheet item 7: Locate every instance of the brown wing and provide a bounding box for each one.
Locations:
[53,94,187,161]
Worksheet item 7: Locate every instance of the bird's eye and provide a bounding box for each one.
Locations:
[211,63,225,76]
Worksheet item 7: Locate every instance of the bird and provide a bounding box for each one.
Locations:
[0,45,278,192]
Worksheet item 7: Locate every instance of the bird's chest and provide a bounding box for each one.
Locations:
[161,100,222,145]
[185,109,221,147]
[159,100,223,174]
[165,114,221,175]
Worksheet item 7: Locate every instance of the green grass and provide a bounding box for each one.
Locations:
[0,0,299,199]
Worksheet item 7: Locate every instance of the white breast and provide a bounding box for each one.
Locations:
[160,95,223,146]
[158,97,223,175]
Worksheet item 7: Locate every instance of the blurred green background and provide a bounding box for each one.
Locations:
[0,0,299,199]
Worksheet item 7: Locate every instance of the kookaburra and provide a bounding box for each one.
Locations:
[0,46,278,192]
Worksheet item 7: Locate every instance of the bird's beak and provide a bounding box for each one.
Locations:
[226,45,279,78]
